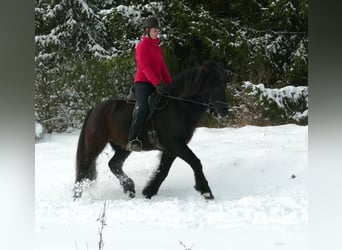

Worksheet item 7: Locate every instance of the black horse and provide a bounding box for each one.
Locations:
[73,60,228,200]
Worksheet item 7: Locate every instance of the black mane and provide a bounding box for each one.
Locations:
[168,60,224,99]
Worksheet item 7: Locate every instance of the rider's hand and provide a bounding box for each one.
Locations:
[156,82,168,95]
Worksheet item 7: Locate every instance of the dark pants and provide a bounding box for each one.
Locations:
[128,82,155,141]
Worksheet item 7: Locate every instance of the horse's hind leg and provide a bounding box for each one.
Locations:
[76,158,97,183]
[143,152,176,199]
[73,158,97,199]
[74,133,107,199]
[108,144,135,198]
[73,159,98,200]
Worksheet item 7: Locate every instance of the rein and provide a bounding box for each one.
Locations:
[159,92,228,109]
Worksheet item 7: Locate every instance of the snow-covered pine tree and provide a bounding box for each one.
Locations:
[35,0,308,132]
[35,0,114,131]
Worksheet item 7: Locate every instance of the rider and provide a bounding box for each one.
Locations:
[127,16,172,152]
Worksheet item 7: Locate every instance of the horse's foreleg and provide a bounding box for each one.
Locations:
[108,146,135,198]
[143,152,176,199]
[172,144,214,199]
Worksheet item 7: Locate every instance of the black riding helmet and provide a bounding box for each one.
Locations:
[143,16,160,30]
[143,17,161,38]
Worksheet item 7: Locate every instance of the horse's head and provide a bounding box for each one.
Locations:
[172,60,229,117]
[201,60,229,117]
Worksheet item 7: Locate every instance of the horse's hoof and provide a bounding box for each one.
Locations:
[73,183,83,200]
[142,192,152,199]
[121,178,135,196]
[126,191,135,199]
[142,188,154,199]
[73,192,82,201]
[202,192,214,200]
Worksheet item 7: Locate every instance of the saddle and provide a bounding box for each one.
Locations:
[127,87,167,122]
[126,87,168,150]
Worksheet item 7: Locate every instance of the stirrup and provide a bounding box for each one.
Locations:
[126,138,142,152]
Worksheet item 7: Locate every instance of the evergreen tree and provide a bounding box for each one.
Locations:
[35,0,308,132]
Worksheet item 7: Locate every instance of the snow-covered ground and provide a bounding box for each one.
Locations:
[35,124,308,250]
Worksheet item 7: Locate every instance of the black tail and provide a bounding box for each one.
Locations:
[75,108,93,182]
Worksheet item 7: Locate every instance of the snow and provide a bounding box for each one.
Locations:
[243,81,308,121]
[35,124,308,249]
[35,121,43,140]
[244,82,307,105]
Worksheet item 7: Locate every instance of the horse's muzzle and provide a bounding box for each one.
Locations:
[214,103,228,117]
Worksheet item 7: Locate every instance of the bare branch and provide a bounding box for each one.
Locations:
[97,200,107,250]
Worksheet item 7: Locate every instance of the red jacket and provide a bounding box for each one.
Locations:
[134,36,172,86]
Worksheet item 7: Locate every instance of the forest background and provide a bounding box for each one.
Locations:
[34,0,308,133]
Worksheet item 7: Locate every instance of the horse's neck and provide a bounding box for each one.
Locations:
[170,68,199,98]
[177,97,208,125]
[170,82,210,114]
